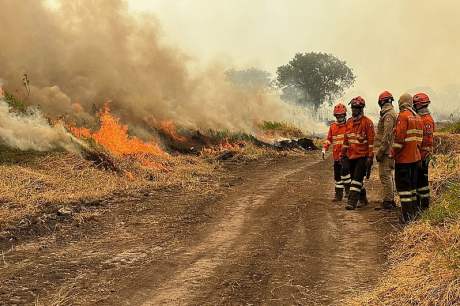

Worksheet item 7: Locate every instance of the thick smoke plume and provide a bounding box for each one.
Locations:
[0,0,321,145]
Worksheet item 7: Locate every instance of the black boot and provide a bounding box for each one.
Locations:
[381,200,397,210]
[400,203,417,224]
[332,188,344,202]
[345,192,359,210]
[420,197,430,211]
[357,189,369,208]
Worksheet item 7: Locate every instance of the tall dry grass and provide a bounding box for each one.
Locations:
[348,131,460,306]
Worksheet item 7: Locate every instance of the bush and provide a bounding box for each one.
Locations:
[259,121,304,138]
[440,121,460,134]
[2,91,27,112]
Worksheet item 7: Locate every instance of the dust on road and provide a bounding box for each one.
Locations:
[0,155,398,305]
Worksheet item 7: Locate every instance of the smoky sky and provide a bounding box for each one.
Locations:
[129,0,460,115]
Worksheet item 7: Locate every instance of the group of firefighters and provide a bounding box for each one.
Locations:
[322,92,435,223]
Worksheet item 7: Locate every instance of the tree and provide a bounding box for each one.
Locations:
[276,52,355,111]
[225,68,272,90]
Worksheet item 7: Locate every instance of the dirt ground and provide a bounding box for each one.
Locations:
[0,154,399,305]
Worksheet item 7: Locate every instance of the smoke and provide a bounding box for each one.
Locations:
[0,0,322,144]
[0,98,78,152]
[134,0,460,118]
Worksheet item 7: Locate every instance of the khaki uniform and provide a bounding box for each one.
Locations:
[375,104,397,202]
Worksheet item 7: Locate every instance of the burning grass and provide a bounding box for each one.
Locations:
[347,132,460,306]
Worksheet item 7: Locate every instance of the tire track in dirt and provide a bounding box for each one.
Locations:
[136,160,314,305]
[133,157,398,306]
[0,156,398,305]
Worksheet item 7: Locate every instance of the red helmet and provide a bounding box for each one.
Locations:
[350,96,366,108]
[378,91,394,103]
[333,103,347,116]
[413,93,430,107]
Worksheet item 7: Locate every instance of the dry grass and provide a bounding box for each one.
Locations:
[347,132,460,305]
[0,150,217,232]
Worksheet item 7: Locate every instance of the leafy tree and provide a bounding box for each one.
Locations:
[225,68,272,90]
[276,52,355,111]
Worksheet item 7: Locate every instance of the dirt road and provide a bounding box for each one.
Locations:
[0,155,398,305]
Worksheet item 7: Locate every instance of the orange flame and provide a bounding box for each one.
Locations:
[70,103,168,171]
[158,120,186,143]
[91,104,165,157]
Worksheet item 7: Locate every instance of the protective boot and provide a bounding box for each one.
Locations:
[400,203,417,224]
[420,197,430,211]
[381,200,397,210]
[357,188,369,208]
[345,191,359,210]
[332,188,344,202]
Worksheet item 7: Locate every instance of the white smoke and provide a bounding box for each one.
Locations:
[0,97,79,152]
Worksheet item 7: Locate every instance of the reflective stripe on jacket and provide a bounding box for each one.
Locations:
[420,113,435,160]
[323,122,347,161]
[392,108,423,164]
[342,116,375,160]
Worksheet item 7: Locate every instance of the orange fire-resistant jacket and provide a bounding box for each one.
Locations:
[392,108,423,164]
[419,113,435,160]
[342,116,375,160]
[323,122,347,161]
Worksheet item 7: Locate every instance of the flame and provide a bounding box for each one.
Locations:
[70,126,92,139]
[70,103,168,171]
[158,120,186,143]
[92,104,165,157]
[200,138,245,156]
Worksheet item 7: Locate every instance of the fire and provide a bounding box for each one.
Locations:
[200,138,245,156]
[92,104,165,157]
[158,120,186,143]
[70,103,168,171]
[70,126,91,139]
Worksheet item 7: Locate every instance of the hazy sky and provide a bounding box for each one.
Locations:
[128,0,460,113]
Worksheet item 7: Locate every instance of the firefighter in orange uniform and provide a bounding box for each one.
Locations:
[392,93,424,223]
[413,93,435,211]
[342,96,375,210]
[322,103,350,202]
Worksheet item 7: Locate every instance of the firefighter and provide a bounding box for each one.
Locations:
[392,93,423,223]
[322,103,350,202]
[413,93,435,211]
[342,96,375,210]
[375,91,397,210]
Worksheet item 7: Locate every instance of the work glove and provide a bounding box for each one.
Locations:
[321,148,326,160]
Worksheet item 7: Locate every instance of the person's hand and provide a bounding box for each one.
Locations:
[321,148,326,160]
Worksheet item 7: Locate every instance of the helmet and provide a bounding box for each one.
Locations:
[349,96,366,108]
[378,91,394,104]
[333,103,347,116]
[413,93,430,108]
